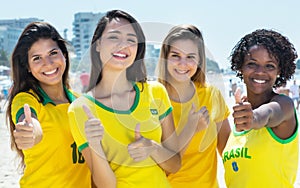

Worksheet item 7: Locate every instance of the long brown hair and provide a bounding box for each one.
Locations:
[86,9,147,92]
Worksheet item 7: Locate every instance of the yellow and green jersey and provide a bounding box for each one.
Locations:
[68,81,173,188]
[12,87,91,188]
[222,113,299,188]
[167,84,230,188]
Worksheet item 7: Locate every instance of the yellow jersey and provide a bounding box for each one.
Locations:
[11,87,91,188]
[222,114,299,188]
[68,81,173,188]
[167,84,230,188]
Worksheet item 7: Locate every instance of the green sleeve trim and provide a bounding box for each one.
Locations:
[15,107,37,123]
[78,142,89,152]
[232,125,252,136]
[159,107,173,120]
[266,109,299,144]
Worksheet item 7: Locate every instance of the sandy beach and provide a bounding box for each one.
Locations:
[1,76,300,187]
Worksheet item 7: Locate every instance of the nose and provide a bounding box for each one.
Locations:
[43,56,53,65]
[178,58,190,65]
[255,65,266,73]
[118,39,131,49]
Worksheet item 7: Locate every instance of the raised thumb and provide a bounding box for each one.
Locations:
[135,123,142,140]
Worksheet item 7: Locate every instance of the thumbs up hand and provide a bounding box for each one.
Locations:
[128,123,156,162]
[232,87,254,131]
[83,105,104,148]
[13,104,43,149]
[188,104,209,133]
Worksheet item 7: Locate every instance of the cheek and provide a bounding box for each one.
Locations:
[130,46,138,58]
[166,61,174,73]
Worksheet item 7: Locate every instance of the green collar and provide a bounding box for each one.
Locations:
[38,86,76,106]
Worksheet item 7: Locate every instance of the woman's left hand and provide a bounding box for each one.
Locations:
[127,124,158,162]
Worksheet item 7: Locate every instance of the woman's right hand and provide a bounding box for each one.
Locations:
[82,105,104,149]
[13,104,43,150]
[188,104,209,133]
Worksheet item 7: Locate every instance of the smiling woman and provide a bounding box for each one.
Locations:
[6,21,92,187]
[68,9,181,188]
[223,29,298,188]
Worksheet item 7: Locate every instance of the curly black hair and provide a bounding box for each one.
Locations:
[230,29,298,87]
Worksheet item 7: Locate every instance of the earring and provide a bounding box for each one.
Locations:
[277,75,280,78]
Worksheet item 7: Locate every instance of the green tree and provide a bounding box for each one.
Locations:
[206,58,220,73]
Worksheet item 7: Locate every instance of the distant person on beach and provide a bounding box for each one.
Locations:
[68,10,180,187]
[290,79,300,109]
[275,82,289,96]
[157,24,231,187]
[223,29,298,187]
[6,22,93,187]
[229,79,233,97]
[79,70,90,93]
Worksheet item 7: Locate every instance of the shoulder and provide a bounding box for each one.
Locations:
[137,81,167,92]
[13,90,39,103]
[272,94,294,108]
[69,95,90,111]
[195,83,222,94]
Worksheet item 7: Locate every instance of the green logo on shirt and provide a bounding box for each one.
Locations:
[150,109,158,115]
[223,147,252,163]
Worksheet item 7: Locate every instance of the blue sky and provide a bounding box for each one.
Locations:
[1,0,299,69]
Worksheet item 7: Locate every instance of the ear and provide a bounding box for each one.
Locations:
[95,40,101,52]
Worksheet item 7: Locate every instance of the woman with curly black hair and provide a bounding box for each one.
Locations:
[222,29,299,188]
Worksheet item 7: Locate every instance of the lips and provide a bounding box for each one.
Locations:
[43,68,58,75]
[112,52,128,58]
[175,69,189,74]
[253,79,266,84]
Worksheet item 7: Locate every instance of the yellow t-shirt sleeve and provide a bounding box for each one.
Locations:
[11,92,40,124]
[211,86,230,123]
[151,82,173,120]
[68,97,90,152]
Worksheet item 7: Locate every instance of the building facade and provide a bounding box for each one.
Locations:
[0,18,42,55]
[72,12,104,60]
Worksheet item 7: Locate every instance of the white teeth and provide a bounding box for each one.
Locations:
[176,69,188,74]
[113,53,126,58]
[253,79,266,84]
[44,69,57,75]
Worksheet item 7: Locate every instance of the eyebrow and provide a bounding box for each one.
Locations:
[30,48,59,58]
[248,57,275,63]
[107,30,137,37]
[170,50,197,56]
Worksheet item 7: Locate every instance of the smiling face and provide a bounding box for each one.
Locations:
[242,45,280,95]
[96,17,138,72]
[166,39,199,84]
[28,38,66,88]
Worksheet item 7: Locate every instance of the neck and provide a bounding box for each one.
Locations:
[40,84,68,104]
[93,71,133,98]
[167,80,195,103]
[247,90,276,109]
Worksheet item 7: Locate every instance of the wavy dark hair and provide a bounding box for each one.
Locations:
[86,9,147,92]
[6,21,70,170]
[157,24,206,88]
[230,29,297,88]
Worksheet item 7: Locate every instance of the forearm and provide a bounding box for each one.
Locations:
[83,147,116,188]
[177,120,197,155]
[252,102,284,129]
[150,141,181,173]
